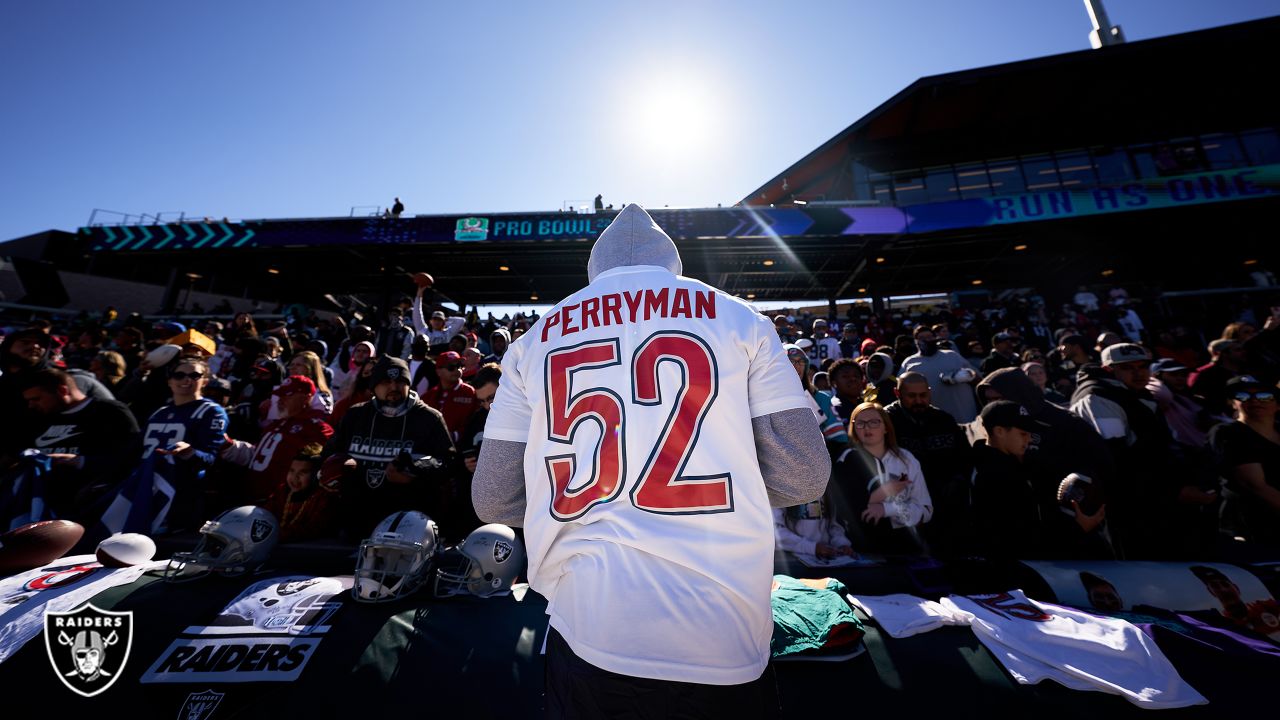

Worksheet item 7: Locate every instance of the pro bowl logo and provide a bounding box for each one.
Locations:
[455,217,489,241]
[44,604,134,697]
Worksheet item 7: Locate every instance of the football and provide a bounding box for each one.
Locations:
[1057,473,1102,515]
[96,533,157,568]
[412,272,434,288]
[0,519,85,574]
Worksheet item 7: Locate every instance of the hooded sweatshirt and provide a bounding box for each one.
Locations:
[324,389,455,538]
[473,203,829,685]
[483,327,511,364]
[1070,366,1181,559]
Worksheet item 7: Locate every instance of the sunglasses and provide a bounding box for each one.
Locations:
[169,371,205,381]
[443,364,462,371]
[1234,391,1275,402]
[477,395,496,406]
[787,352,807,362]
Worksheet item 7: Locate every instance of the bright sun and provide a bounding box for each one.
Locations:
[624,76,719,164]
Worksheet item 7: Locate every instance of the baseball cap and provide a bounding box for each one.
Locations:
[370,356,412,385]
[1149,358,1189,374]
[795,338,814,350]
[438,351,462,364]
[980,400,1049,433]
[992,331,1014,344]
[1225,375,1270,393]
[813,319,828,327]
[782,343,806,361]
[6,326,51,344]
[1101,343,1151,366]
[273,375,316,398]
[430,310,446,320]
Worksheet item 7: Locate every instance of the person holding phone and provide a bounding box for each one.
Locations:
[833,402,933,555]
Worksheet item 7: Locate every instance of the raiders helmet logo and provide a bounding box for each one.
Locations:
[493,541,513,564]
[386,368,402,379]
[367,469,386,488]
[250,519,273,543]
[44,604,134,697]
[178,689,226,720]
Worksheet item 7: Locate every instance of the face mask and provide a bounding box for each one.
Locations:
[916,339,939,356]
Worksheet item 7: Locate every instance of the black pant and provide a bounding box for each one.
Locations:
[545,627,780,720]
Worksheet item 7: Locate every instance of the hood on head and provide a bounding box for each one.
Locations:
[490,327,511,344]
[976,367,1045,413]
[587,204,682,282]
[867,352,896,383]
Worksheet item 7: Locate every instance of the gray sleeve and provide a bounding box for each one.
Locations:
[472,438,528,527]
[753,407,831,508]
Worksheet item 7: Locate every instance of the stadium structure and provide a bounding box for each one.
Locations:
[2,16,1276,314]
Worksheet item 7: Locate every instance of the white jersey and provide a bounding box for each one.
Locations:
[941,590,1207,709]
[485,265,810,684]
[846,593,967,638]
[807,336,842,368]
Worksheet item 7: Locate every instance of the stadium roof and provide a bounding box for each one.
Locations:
[740,16,1280,207]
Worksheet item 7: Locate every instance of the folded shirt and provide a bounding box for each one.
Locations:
[846,592,967,638]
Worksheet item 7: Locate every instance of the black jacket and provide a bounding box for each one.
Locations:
[326,391,455,538]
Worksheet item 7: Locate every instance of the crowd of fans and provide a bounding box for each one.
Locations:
[2,280,1278,564]
[0,282,523,549]
[772,288,1280,563]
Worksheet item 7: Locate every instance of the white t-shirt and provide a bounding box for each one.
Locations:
[846,593,967,638]
[941,591,1207,709]
[485,265,810,685]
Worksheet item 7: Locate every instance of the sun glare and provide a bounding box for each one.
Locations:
[624,75,719,163]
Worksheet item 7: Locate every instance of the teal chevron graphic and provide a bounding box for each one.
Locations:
[115,226,135,250]
[193,223,216,248]
[154,225,176,249]
[82,222,260,251]
[132,225,153,250]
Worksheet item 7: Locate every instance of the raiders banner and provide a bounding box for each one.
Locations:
[141,575,345,683]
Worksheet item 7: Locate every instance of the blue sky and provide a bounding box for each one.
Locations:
[1,0,1275,243]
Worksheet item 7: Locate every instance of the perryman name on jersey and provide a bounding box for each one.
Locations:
[345,436,415,464]
[540,288,716,342]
